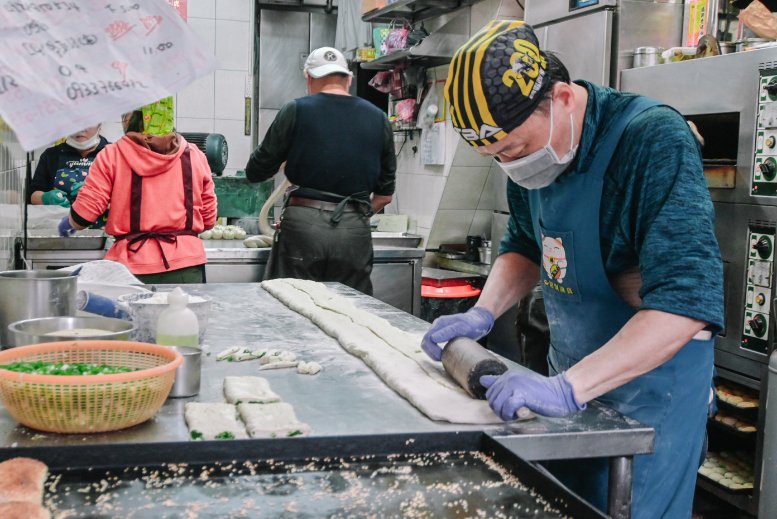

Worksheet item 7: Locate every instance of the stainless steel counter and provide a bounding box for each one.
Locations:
[20,239,426,315]
[0,282,651,518]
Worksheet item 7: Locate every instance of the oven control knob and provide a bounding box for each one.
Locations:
[754,235,773,259]
[760,160,777,180]
[749,314,767,337]
[767,136,776,149]
[756,293,766,306]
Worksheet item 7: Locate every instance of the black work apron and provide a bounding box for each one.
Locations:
[114,145,198,271]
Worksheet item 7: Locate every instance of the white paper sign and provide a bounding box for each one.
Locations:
[0,0,216,150]
[421,122,445,166]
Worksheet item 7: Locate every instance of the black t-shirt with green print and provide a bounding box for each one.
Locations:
[28,137,110,227]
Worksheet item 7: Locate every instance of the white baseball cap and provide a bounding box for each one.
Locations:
[304,47,352,78]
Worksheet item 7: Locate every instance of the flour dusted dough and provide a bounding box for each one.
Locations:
[297,361,321,375]
[223,376,281,404]
[184,402,248,440]
[237,402,312,438]
[261,279,502,424]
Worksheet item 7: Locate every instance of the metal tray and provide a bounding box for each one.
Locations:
[24,230,107,250]
[371,232,423,247]
[14,432,606,518]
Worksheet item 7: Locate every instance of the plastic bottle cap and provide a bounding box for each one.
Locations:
[167,286,189,306]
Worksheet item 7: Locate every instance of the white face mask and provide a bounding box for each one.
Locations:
[66,132,101,151]
[496,99,577,189]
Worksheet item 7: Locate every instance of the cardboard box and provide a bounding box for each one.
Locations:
[362,0,386,14]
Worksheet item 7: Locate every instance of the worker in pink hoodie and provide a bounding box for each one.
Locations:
[59,98,218,283]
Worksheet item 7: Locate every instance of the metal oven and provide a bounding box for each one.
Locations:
[622,50,777,515]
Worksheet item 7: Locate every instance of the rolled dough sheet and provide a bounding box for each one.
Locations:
[261,279,504,425]
[223,376,281,404]
[184,402,248,440]
[237,402,312,438]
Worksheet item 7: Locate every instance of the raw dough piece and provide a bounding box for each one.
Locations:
[184,403,248,440]
[243,235,274,248]
[258,362,298,371]
[259,350,297,364]
[261,279,503,424]
[217,346,260,362]
[223,376,281,404]
[0,457,48,504]
[237,402,311,438]
[297,361,321,375]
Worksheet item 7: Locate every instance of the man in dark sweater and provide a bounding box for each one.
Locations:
[245,47,396,295]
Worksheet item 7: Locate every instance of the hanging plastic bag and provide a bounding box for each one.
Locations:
[406,22,430,47]
[372,26,391,58]
[385,19,410,54]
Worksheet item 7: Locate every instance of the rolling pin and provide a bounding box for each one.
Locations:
[441,337,508,399]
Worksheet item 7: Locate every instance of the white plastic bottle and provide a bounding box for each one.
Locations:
[155,287,199,348]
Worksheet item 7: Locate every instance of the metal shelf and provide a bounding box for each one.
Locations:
[696,476,757,516]
[360,49,450,70]
[362,0,483,23]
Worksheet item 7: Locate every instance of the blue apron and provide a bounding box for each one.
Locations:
[528,97,714,518]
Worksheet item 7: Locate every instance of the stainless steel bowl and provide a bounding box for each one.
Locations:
[7,316,136,347]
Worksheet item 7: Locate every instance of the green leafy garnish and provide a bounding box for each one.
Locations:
[287,430,303,437]
[215,431,235,440]
[190,430,204,440]
[0,361,136,376]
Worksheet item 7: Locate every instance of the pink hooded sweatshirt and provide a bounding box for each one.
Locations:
[72,133,217,275]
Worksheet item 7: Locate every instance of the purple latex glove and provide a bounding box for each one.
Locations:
[58,215,76,237]
[421,307,494,361]
[480,370,585,420]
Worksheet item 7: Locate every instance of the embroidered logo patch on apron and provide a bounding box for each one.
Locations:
[540,230,580,301]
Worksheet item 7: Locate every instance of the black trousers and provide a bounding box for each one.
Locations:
[263,205,374,295]
[515,284,550,376]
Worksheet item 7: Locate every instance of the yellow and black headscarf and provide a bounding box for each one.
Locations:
[445,20,550,148]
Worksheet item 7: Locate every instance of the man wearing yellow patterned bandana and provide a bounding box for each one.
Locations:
[60,96,218,284]
[423,20,723,519]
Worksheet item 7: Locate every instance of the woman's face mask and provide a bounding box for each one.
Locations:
[496,99,577,189]
[66,125,101,151]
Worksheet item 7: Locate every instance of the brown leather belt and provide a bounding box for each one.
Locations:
[286,196,359,212]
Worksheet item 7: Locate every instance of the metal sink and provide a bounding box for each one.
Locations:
[371,232,423,247]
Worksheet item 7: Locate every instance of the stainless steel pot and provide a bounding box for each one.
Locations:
[0,270,77,348]
[633,47,663,68]
[7,315,135,347]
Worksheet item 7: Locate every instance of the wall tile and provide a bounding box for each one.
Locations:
[215,119,252,173]
[216,20,251,71]
[177,73,215,119]
[188,17,216,54]
[188,0,215,19]
[468,210,492,238]
[394,173,446,230]
[217,0,250,21]
[452,138,493,167]
[426,210,476,249]
[438,166,489,209]
[176,117,215,134]
[100,121,124,143]
[215,70,249,120]
[478,164,501,210]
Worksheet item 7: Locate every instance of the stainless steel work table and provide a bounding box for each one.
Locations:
[0,282,653,518]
